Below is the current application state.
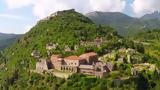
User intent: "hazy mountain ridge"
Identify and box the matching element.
[141,11,160,20]
[0,33,22,50]
[86,11,160,36]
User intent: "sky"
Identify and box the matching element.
[0,0,160,34]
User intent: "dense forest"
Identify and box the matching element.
[0,9,160,90]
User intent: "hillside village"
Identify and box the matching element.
[29,10,159,78]
[35,52,113,78]
[32,42,158,78]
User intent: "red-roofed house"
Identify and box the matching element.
[57,56,86,73]
[47,52,112,77]
[51,55,63,70]
[79,52,98,64]
[79,65,95,75]
[64,56,86,67]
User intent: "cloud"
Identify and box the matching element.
[0,13,26,20]
[131,0,160,17]
[90,0,126,12]
[5,0,126,19]
[32,0,72,19]
[5,0,34,9]
[24,24,34,33]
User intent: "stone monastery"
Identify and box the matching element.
[36,52,114,78]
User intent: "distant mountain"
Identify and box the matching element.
[141,11,160,20]
[140,11,160,30]
[86,11,160,36]
[0,33,22,50]
[86,11,137,25]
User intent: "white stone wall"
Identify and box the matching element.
[36,60,48,72]
[64,59,79,67]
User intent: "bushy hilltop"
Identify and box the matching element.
[0,9,120,88]
[0,9,157,89]
[1,9,122,70]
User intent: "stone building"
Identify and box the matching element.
[61,56,86,72]
[51,55,86,72]
[106,62,114,72]
[131,63,156,76]
[94,62,108,77]
[79,62,112,78]
[64,45,71,52]
[79,65,95,75]
[51,55,63,70]
[36,59,48,72]
[46,43,57,50]
[49,52,113,77]
[31,50,41,58]
[95,38,103,46]
[64,56,86,66]
[79,52,98,64]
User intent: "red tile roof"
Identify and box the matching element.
[51,55,62,61]
[64,56,84,61]
[79,52,97,58]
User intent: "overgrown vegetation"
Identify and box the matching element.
[131,29,160,68]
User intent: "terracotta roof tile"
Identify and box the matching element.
[51,54,62,61]
[79,52,97,58]
[64,56,84,60]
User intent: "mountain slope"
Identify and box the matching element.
[0,9,122,89]
[0,33,22,50]
[0,9,159,90]
[86,11,160,36]
[2,9,120,69]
